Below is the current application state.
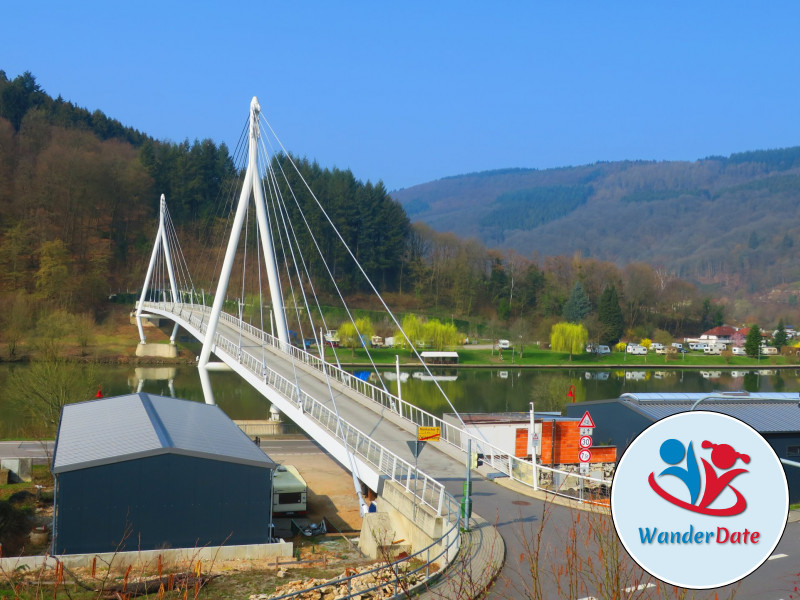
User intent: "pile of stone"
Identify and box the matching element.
[251,562,427,599]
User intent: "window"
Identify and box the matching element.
[788,445,800,458]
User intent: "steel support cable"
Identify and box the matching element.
[256,138,350,370]
[264,147,389,395]
[202,118,250,302]
[258,126,366,513]
[206,119,249,283]
[260,151,335,354]
[259,135,394,389]
[254,208,267,371]
[261,145,311,346]
[264,150,339,362]
[163,209,186,300]
[261,157,302,337]
[164,207,195,300]
[237,201,251,354]
[256,150,307,409]
[262,152,321,349]
[261,118,466,427]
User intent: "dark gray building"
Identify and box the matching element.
[52,393,276,555]
[565,392,800,503]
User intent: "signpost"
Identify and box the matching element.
[418,426,441,442]
[578,411,594,475]
[410,428,437,519]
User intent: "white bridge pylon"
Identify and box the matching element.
[198,96,290,406]
[135,194,179,346]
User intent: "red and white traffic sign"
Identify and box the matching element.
[578,411,595,428]
[579,435,593,449]
[579,448,592,463]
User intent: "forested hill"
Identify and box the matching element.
[0,71,407,315]
[392,150,800,292]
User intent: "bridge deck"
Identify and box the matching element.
[141,302,465,514]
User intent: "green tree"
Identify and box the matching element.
[562,281,591,323]
[395,313,423,350]
[1,291,33,356]
[550,322,588,360]
[744,325,762,358]
[423,319,460,350]
[7,359,97,427]
[337,322,359,350]
[34,239,70,305]
[773,319,787,351]
[597,285,624,346]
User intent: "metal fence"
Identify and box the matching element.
[142,301,611,506]
[141,301,464,598]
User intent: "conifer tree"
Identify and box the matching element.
[745,325,762,358]
[563,281,591,323]
[774,319,787,351]
[598,285,624,346]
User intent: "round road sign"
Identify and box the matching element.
[579,435,593,449]
[578,448,592,462]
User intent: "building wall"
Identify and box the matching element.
[765,432,800,504]
[54,454,272,555]
[565,401,654,455]
[566,402,800,503]
[534,422,616,465]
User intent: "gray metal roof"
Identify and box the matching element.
[53,393,276,473]
[618,392,800,433]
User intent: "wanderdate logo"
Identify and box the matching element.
[648,438,750,516]
[611,411,788,589]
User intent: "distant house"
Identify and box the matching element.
[699,325,738,344]
[734,327,771,346]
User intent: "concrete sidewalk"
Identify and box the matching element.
[418,513,505,600]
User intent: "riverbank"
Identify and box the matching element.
[3,305,796,371]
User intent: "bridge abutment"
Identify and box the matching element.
[135,343,178,358]
[359,480,452,562]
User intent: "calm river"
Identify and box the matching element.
[1,363,798,438]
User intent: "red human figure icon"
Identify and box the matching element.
[697,441,750,513]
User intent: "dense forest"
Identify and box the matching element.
[392,151,800,302]
[0,70,790,357]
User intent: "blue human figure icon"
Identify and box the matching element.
[658,438,701,505]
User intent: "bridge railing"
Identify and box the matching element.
[143,302,462,600]
[146,301,462,520]
[231,308,610,504]
[145,301,610,505]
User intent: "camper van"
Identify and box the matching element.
[272,465,308,515]
[626,344,647,355]
[731,346,747,356]
[323,330,340,348]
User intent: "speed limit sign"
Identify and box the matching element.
[579,435,593,449]
[579,448,592,463]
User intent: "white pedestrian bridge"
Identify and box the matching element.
[132,96,608,597]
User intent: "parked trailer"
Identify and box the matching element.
[273,464,307,515]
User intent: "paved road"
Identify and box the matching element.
[0,441,54,465]
[3,437,797,598]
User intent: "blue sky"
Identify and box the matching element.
[3,2,800,191]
